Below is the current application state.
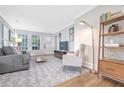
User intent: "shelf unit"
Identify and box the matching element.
[98,15,124,84]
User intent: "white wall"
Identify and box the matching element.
[54,24,74,52]
[74,5,122,70]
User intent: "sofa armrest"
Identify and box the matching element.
[22,54,30,65]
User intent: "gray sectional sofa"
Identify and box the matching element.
[0,46,30,74]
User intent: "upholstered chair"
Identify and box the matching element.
[62,44,86,73]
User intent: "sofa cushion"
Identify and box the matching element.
[2,46,15,55]
[0,48,4,56]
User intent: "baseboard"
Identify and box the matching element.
[82,62,98,73]
[82,62,93,69]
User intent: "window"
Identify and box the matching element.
[69,27,74,42]
[18,34,28,51]
[32,35,40,50]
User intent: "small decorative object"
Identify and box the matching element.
[119,43,124,47]
[108,24,119,33]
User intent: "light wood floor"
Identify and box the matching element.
[56,71,124,87]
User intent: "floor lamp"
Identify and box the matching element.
[79,21,95,73]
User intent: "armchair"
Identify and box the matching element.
[62,44,86,73]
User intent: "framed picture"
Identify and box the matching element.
[69,27,74,42]
[58,33,61,42]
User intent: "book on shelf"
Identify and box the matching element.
[100,11,112,22]
[104,44,119,47]
[104,43,124,47]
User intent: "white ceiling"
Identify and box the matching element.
[0,5,97,34]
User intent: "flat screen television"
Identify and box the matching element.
[59,41,68,51]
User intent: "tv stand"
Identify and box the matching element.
[54,50,67,59]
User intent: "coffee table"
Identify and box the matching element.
[35,54,47,63]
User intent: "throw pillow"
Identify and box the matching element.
[13,47,21,54]
[2,46,15,55]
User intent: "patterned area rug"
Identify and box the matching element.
[0,56,87,87]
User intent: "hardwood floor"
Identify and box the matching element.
[56,71,124,87]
